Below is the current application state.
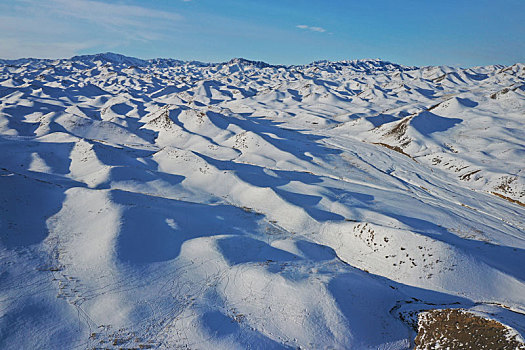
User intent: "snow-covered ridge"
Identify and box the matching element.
[0,51,414,71]
[0,53,524,349]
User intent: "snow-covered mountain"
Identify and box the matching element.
[1,53,524,349]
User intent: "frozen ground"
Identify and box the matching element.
[0,53,524,349]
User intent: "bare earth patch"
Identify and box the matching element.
[372,142,415,160]
[414,308,525,350]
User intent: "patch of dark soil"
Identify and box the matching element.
[373,142,415,160]
[491,192,525,207]
[459,169,481,181]
[414,308,525,350]
[385,116,412,140]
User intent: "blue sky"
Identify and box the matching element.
[1,0,524,66]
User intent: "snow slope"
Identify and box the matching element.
[1,53,524,349]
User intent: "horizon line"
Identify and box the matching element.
[0,51,522,69]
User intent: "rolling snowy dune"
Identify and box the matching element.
[1,53,524,349]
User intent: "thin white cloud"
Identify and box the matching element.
[8,0,183,42]
[42,0,182,31]
[0,38,100,59]
[296,24,326,33]
[0,0,184,58]
[309,27,326,33]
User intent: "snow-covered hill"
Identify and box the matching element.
[1,53,524,349]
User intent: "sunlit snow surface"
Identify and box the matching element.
[1,53,524,349]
